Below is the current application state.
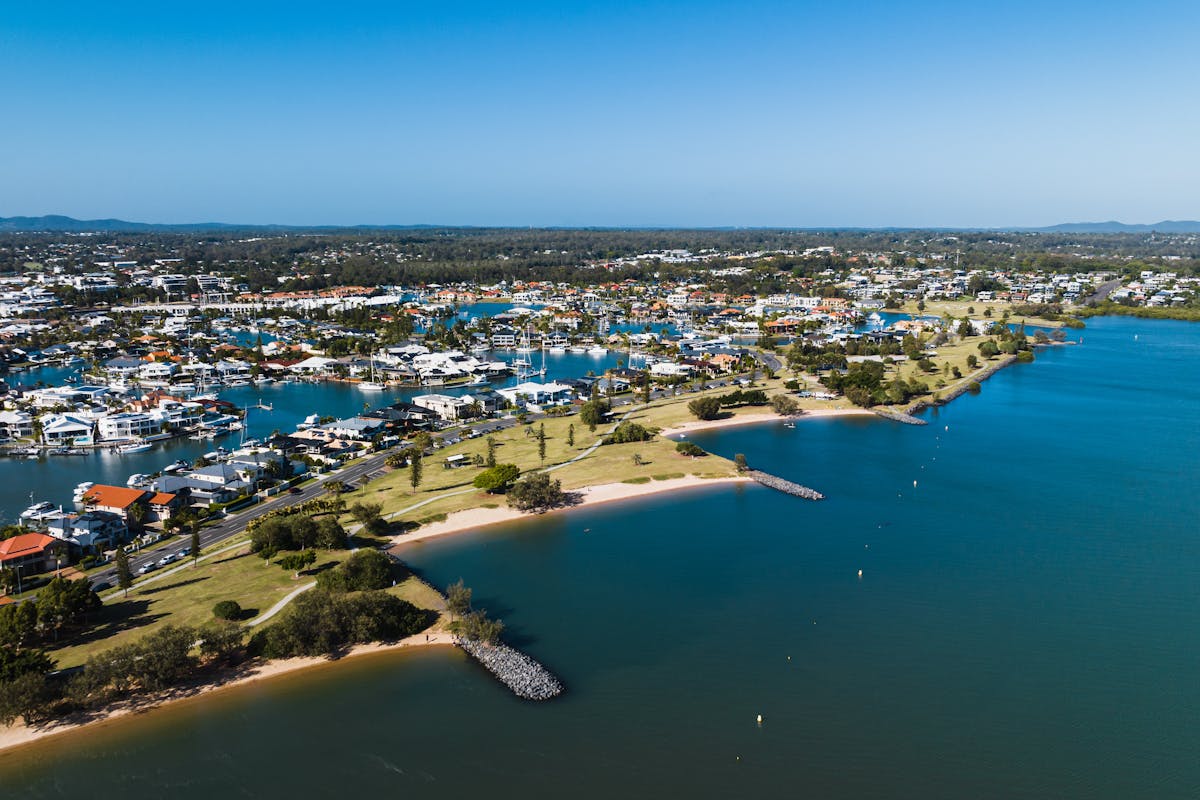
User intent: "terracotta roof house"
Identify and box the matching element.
[0,532,65,574]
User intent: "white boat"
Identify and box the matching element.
[570,346,587,354]
[588,346,608,356]
[117,441,153,454]
[548,346,566,354]
[358,352,385,391]
[470,374,488,385]
[126,473,151,487]
[514,346,535,354]
[20,501,56,521]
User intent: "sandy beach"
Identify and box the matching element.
[395,474,753,546]
[0,632,458,756]
[658,407,875,438]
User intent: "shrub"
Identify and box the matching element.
[212,600,242,620]
[675,441,706,457]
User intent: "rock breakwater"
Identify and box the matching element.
[458,639,565,701]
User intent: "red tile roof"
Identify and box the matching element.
[82,485,147,510]
[0,533,59,563]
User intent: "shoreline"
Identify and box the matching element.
[658,407,875,438]
[0,632,457,757]
[394,474,753,547]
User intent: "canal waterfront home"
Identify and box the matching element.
[0,532,66,576]
[46,510,128,554]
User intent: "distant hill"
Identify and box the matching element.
[1032,220,1200,234]
[0,215,253,233]
[0,215,444,233]
[3,214,1200,235]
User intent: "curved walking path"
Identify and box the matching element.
[247,581,317,626]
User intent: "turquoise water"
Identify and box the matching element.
[2,317,1198,798]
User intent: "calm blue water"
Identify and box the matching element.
[2,317,1197,798]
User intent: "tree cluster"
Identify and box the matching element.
[250,590,433,659]
[249,513,347,558]
[604,421,655,445]
[315,549,395,593]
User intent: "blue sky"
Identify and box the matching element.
[3,1,1198,227]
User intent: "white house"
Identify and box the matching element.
[39,413,96,446]
[496,381,574,410]
[98,412,161,441]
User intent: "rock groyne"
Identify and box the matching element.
[873,408,927,426]
[458,639,565,701]
[746,470,825,500]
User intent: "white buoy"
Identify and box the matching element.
[857,569,863,578]
[945,425,949,431]
[913,480,918,487]
[756,714,763,725]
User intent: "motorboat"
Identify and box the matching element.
[117,441,153,454]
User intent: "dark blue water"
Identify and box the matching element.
[2,317,1197,798]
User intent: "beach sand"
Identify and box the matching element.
[657,407,874,438]
[394,474,753,546]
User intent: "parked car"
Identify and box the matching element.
[90,580,112,592]
[157,553,178,567]
[288,486,303,494]
[137,562,158,575]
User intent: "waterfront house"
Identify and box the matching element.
[496,381,574,411]
[46,510,128,553]
[98,411,162,441]
[39,413,96,446]
[81,485,151,524]
[412,393,476,421]
[0,409,34,439]
[0,532,66,576]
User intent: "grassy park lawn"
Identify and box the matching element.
[896,298,1066,328]
[360,380,809,527]
[47,545,347,668]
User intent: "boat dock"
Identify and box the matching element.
[746,470,825,501]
